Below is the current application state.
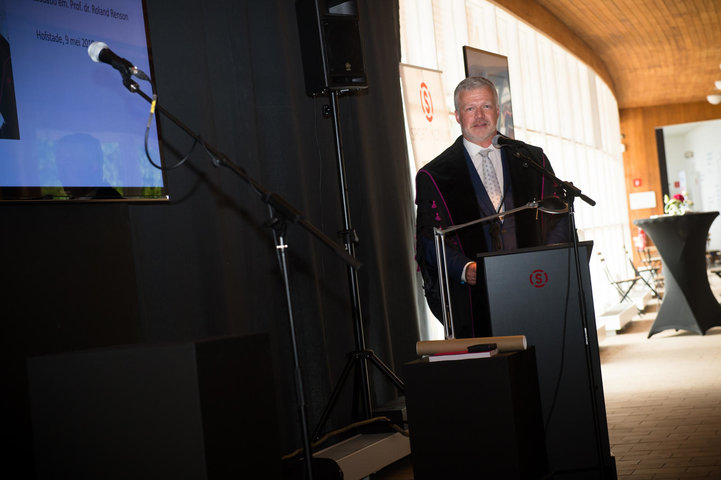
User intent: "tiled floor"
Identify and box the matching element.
[372,275,721,479]
[600,292,721,478]
[601,318,721,479]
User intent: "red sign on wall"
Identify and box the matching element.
[420,82,433,122]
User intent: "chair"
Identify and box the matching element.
[707,249,721,279]
[710,265,721,280]
[708,250,721,280]
[625,246,661,298]
[597,251,640,304]
[637,245,664,291]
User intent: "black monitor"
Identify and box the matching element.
[0,0,167,202]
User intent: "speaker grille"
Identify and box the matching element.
[296,0,367,95]
[322,16,366,86]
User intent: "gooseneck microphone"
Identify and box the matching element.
[87,41,149,81]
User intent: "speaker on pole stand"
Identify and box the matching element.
[295,0,408,476]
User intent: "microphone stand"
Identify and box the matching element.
[121,80,362,480]
[503,145,595,208]
[503,146,615,477]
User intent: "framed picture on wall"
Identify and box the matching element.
[463,46,514,139]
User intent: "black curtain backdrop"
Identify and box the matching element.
[0,0,420,475]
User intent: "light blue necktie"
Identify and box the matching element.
[479,149,501,212]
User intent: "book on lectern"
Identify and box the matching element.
[427,343,498,362]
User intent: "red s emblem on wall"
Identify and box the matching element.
[420,82,433,122]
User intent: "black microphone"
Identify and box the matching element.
[492,133,545,167]
[492,134,530,149]
[88,41,149,81]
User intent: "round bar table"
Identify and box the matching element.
[634,211,721,338]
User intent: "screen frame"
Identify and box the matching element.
[462,46,515,139]
[0,0,168,203]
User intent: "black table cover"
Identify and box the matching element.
[634,211,721,337]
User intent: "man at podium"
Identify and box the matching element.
[415,77,568,338]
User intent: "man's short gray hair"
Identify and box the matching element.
[453,77,499,111]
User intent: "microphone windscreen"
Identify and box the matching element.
[87,41,108,63]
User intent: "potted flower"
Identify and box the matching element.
[663,192,693,215]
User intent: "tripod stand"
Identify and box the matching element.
[311,89,404,442]
[112,73,366,479]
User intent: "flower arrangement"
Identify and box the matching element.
[663,192,693,215]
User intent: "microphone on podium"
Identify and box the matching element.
[492,133,546,166]
[492,134,531,149]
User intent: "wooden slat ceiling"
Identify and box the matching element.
[535,0,721,109]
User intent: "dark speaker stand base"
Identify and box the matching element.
[311,349,405,442]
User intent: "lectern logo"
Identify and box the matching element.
[530,269,548,288]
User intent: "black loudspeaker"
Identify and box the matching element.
[27,334,280,479]
[296,0,367,95]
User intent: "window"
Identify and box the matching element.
[401,0,632,337]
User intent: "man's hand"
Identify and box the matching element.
[466,262,477,285]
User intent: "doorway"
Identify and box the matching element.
[656,119,721,251]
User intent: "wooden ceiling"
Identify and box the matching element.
[494,0,721,109]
